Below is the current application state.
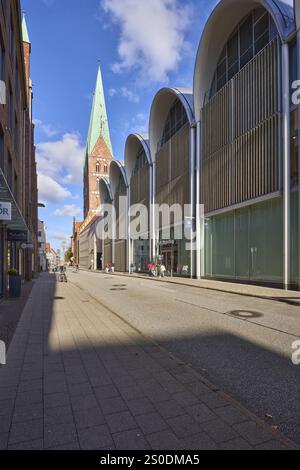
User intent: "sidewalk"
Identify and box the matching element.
[0,274,296,450]
[107,272,300,304]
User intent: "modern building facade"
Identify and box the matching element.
[194,0,299,289]
[38,220,47,272]
[90,0,300,290]
[0,2,38,296]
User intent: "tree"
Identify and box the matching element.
[64,247,73,263]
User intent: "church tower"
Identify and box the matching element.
[84,66,113,219]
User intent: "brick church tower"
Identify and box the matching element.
[83,66,113,219]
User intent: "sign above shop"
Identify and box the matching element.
[21,243,34,250]
[0,202,11,221]
[7,230,28,242]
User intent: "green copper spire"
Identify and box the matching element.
[21,13,30,44]
[87,65,113,156]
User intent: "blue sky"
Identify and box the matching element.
[21,0,217,252]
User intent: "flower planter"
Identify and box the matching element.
[9,275,22,298]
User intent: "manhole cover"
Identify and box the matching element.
[228,310,263,319]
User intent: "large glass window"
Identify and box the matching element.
[205,198,283,285]
[133,145,147,176]
[210,8,278,98]
[159,99,188,150]
[291,109,299,188]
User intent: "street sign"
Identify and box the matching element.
[0,202,11,221]
[7,230,27,242]
[21,243,34,250]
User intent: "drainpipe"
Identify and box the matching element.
[127,185,131,273]
[189,125,196,278]
[151,161,156,262]
[196,120,203,279]
[282,43,291,290]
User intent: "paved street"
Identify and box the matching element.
[0,273,296,450]
[68,270,300,445]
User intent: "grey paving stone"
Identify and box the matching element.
[14,389,43,407]
[8,439,44,450]
[167,414,203,439]
[221,437,252,450]
[9,419,43,445]
[18,379,43,393]
[0,412,13,433]
[233,421,276,446]
[118,385,145,401]
[13,403,43,423]
[185,403,217,424]
[44,392,71,409]
[78,425,114,450]
[214,405,249,426]
[135,412,168,435]
[173,390,199,407]
[74,407,105,430]
[113,428,150,450]
[69,382,94,398]
[200,418,239,444]
[94,384,120,400]
[147,430,181,450]
[44,381,68,395]
[155,400,185,420]
[99,396,128,416]
[44,422,78,449]
[200,392,229,410]
[127,397,156,417]
[0,433,8,450]
[180,433,219,450]
[44,405,75,426]
[106,411,138,434]
[48,441,80,450]
[71,394,99,412]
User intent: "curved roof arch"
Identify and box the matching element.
[193,0,295,121]
[99,177,113,204]
[124,134,151,181]
[149,87,194,160]
[109,160,128,197]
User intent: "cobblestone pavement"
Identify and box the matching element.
[0,274,296,450]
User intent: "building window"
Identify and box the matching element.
[8,85,13,131]
[7,152,12,190]
[210,8,278,99]
[0,126,4,171]
[96,162,100,173]
[0,37,4,81]
[159,99,188,150]
[133,146,147,175]
[104,164,108,174]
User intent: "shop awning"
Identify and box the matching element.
[0,169,29,234]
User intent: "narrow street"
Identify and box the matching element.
[68,270,300,444]
[0,272,297,450]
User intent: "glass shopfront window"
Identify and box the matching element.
[156,226,190,277]
[132,238,149,273]
[205,198,283,285]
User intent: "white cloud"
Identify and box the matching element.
[108,86,140,103]
[34,119,58,138]
[101,0,192,83]
[54,205,82,218]
[38,174,72,204]
[36,132,85,186]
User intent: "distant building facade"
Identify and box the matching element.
[73,66,114,271]
[0,2,38,296]
[38,220,47,271]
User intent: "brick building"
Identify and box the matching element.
[73,66,113,270]
[0,1,38,296]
